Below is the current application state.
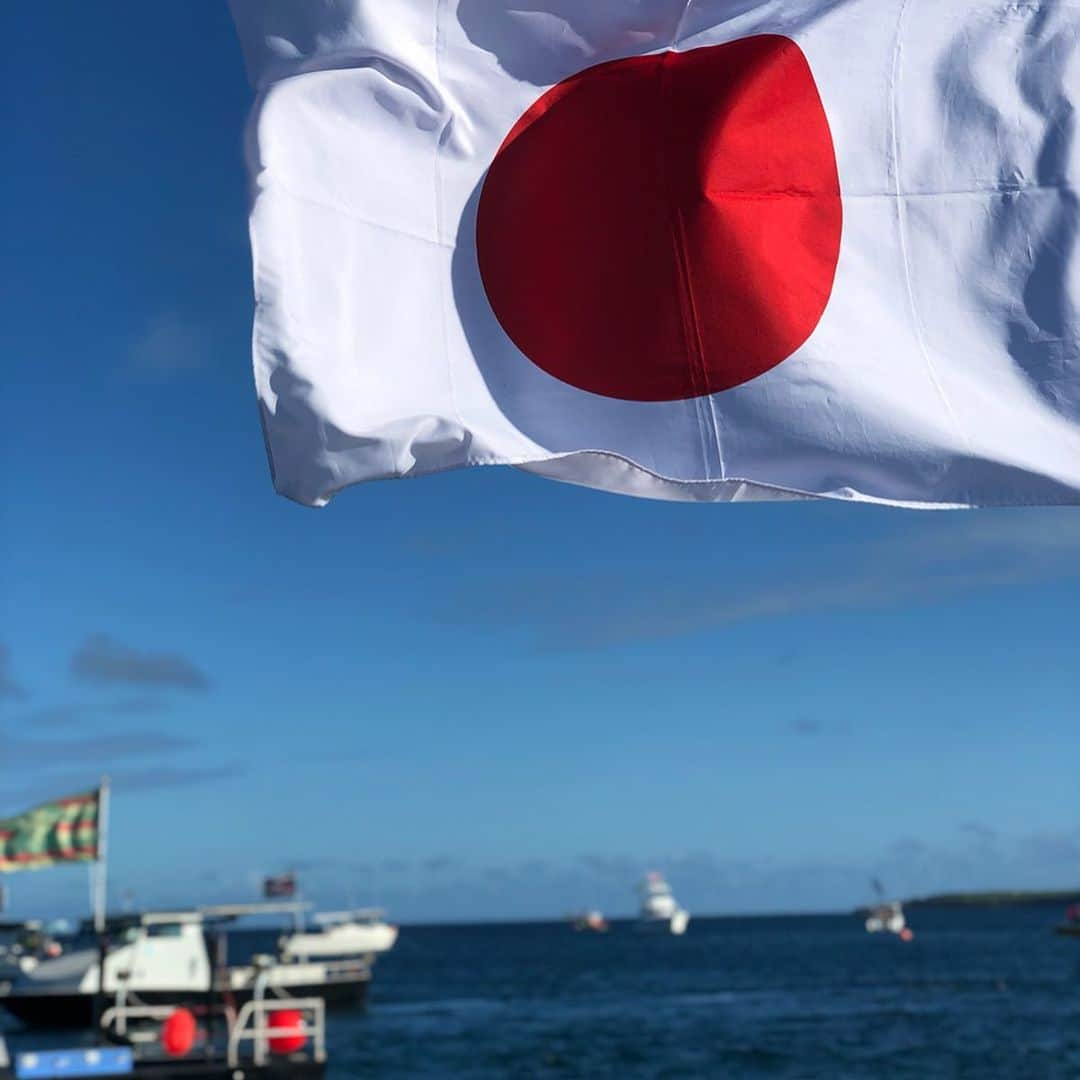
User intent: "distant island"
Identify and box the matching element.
[904,889,1080,909]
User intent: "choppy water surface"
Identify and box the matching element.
[336,909,1080,1078]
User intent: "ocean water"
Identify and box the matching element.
[335,909,1080,1078]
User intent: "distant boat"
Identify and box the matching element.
[1054,903,1080,937]
[865,900,907,935]
[636,872,689,935]
[864,880,912,939]
[571,910,608,933]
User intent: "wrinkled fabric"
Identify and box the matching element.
[231,0,1080,508]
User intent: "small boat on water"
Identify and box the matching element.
[0,903,396,1030]
[636,873,689,935]
[1053,903,1080,937]
[571,910,608,933]
[865,900,907,935]
[863,880,913,940]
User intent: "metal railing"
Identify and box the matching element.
[100,999,175,1042]
[101,992,327,1068]
[228,996,327,1067]
[312,907,386,926]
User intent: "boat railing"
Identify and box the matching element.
[322,956,372,981]
[200,901,313,920]
[312,907,386,926]
[100,1000,175,1042]
[228,996,327,1067]
[100,992,327,1068]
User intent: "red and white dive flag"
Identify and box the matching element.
[231,1,1079,509]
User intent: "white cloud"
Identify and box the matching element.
[130,311,212,375]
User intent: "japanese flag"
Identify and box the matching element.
[231,1,1080,509]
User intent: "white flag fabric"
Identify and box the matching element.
[231,0,1080,509]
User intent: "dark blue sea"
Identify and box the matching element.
[338,909,1080,1078]
[3,908,1077,1076]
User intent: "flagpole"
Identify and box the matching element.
[93,777,110,934]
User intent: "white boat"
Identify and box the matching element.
[864,900,907,935]
[637,872,690,935]
[863,881,910,937]
[280,909,398,960]
[0,902,392,1030]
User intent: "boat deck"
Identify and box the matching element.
[1,992,329,1079]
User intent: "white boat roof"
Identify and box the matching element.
[199,902,312,919]
[96,901,313,929]
[311,908,386,926]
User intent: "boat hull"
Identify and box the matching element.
[0,976,368,1030]
[282,922,398,960]
[636,911,690,935]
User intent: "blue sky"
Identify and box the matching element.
[2,4,1078,924]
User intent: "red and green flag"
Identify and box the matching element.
[0,789,101,872]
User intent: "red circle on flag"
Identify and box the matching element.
[476,36,843,402]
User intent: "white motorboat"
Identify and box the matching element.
[280,909,398,960]
[637,872,690,935]
[0,903,382,1030]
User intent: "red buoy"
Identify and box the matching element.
[268,1008,307,1054]
[160,1007,197,1057]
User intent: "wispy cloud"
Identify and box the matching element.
[108,696,169,716]
[0,644,25,702]
[0,763,241,812]
[3,732,196,769]
[958,821,998,845]
[785,716,851,736]
[576,853,641,880]
[549,831,1080,914]
[116,827,1080,922]
[106,765,242,793]
[1018,830,1080,866]
[880,512,1080,564]
[129,310,212,376]
[71,635,209,691]
[26,697,169,729]
[881,824,1080,900]
[423,855,461,874]
[443,510,1080,650]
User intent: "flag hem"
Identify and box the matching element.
[279,446,1080,511]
